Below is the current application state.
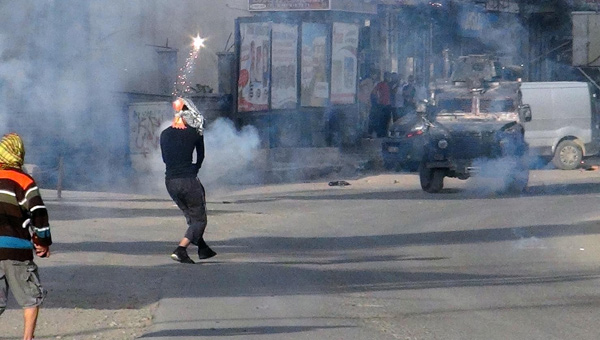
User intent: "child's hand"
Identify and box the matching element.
[32,235,50,258]
[34,244,50,258]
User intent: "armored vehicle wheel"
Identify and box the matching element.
[552,140,582,170]
[420,166,445,193]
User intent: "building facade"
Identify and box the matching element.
[231,0,596,150]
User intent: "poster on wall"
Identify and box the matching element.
[238,22,271,112]
[271,23,298,109]
[301,23,328,107]
[330,22,358,105]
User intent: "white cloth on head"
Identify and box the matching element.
[178,97,205,135]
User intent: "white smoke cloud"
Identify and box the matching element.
[0,0,248,192]
[0,1,131,191]
[200,118,261,189]
[464,155,534,195]
[465,157,516,194]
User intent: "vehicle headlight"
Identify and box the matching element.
[437,139,448,149]
[413,123,425,131]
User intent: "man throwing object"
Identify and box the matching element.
[160,98,216,264]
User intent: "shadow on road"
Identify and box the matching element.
[52,218,600,255]
[139,325,351,338]
[45,202,245,221]
[213,220,600,250]
[32,254,600,312]
[227,181,600,202]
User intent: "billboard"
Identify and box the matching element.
[330,22,358,105]
[271,23,298,109]
[238,22,271,112]
[301,23,329,107]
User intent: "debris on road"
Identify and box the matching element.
[581,165,599,171]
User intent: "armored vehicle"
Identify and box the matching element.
[381,101,428,172]
[419,55,532,193]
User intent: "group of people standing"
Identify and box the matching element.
[358,70,426,139]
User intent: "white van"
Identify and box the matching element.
[520,81,600,170]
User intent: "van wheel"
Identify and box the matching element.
[552,140,582,170]
[420,166,445,193]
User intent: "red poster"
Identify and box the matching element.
[238,23,271,112]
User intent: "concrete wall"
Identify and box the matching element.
[239,104,361,149]
[573,11,600,67]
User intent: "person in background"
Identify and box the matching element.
[402,75,417,114]
[392,73,406,121]
[160,97,216,264]
[370,71,392,138]
[0,132,52,340]
[415,76,429,103]
[358,71,377,138]
[389,72,399,120]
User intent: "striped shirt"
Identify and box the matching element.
[0,168,51,261]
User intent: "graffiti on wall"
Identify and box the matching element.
[128,102,172,172]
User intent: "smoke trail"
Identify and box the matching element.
[173,38,202,96]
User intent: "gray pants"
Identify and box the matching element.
[0,260,46,314]
[165,177,208,247]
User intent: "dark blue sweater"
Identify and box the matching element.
[160,126,205,179]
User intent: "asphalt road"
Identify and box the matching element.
[3,169,600,339]
[146,169,600,340]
